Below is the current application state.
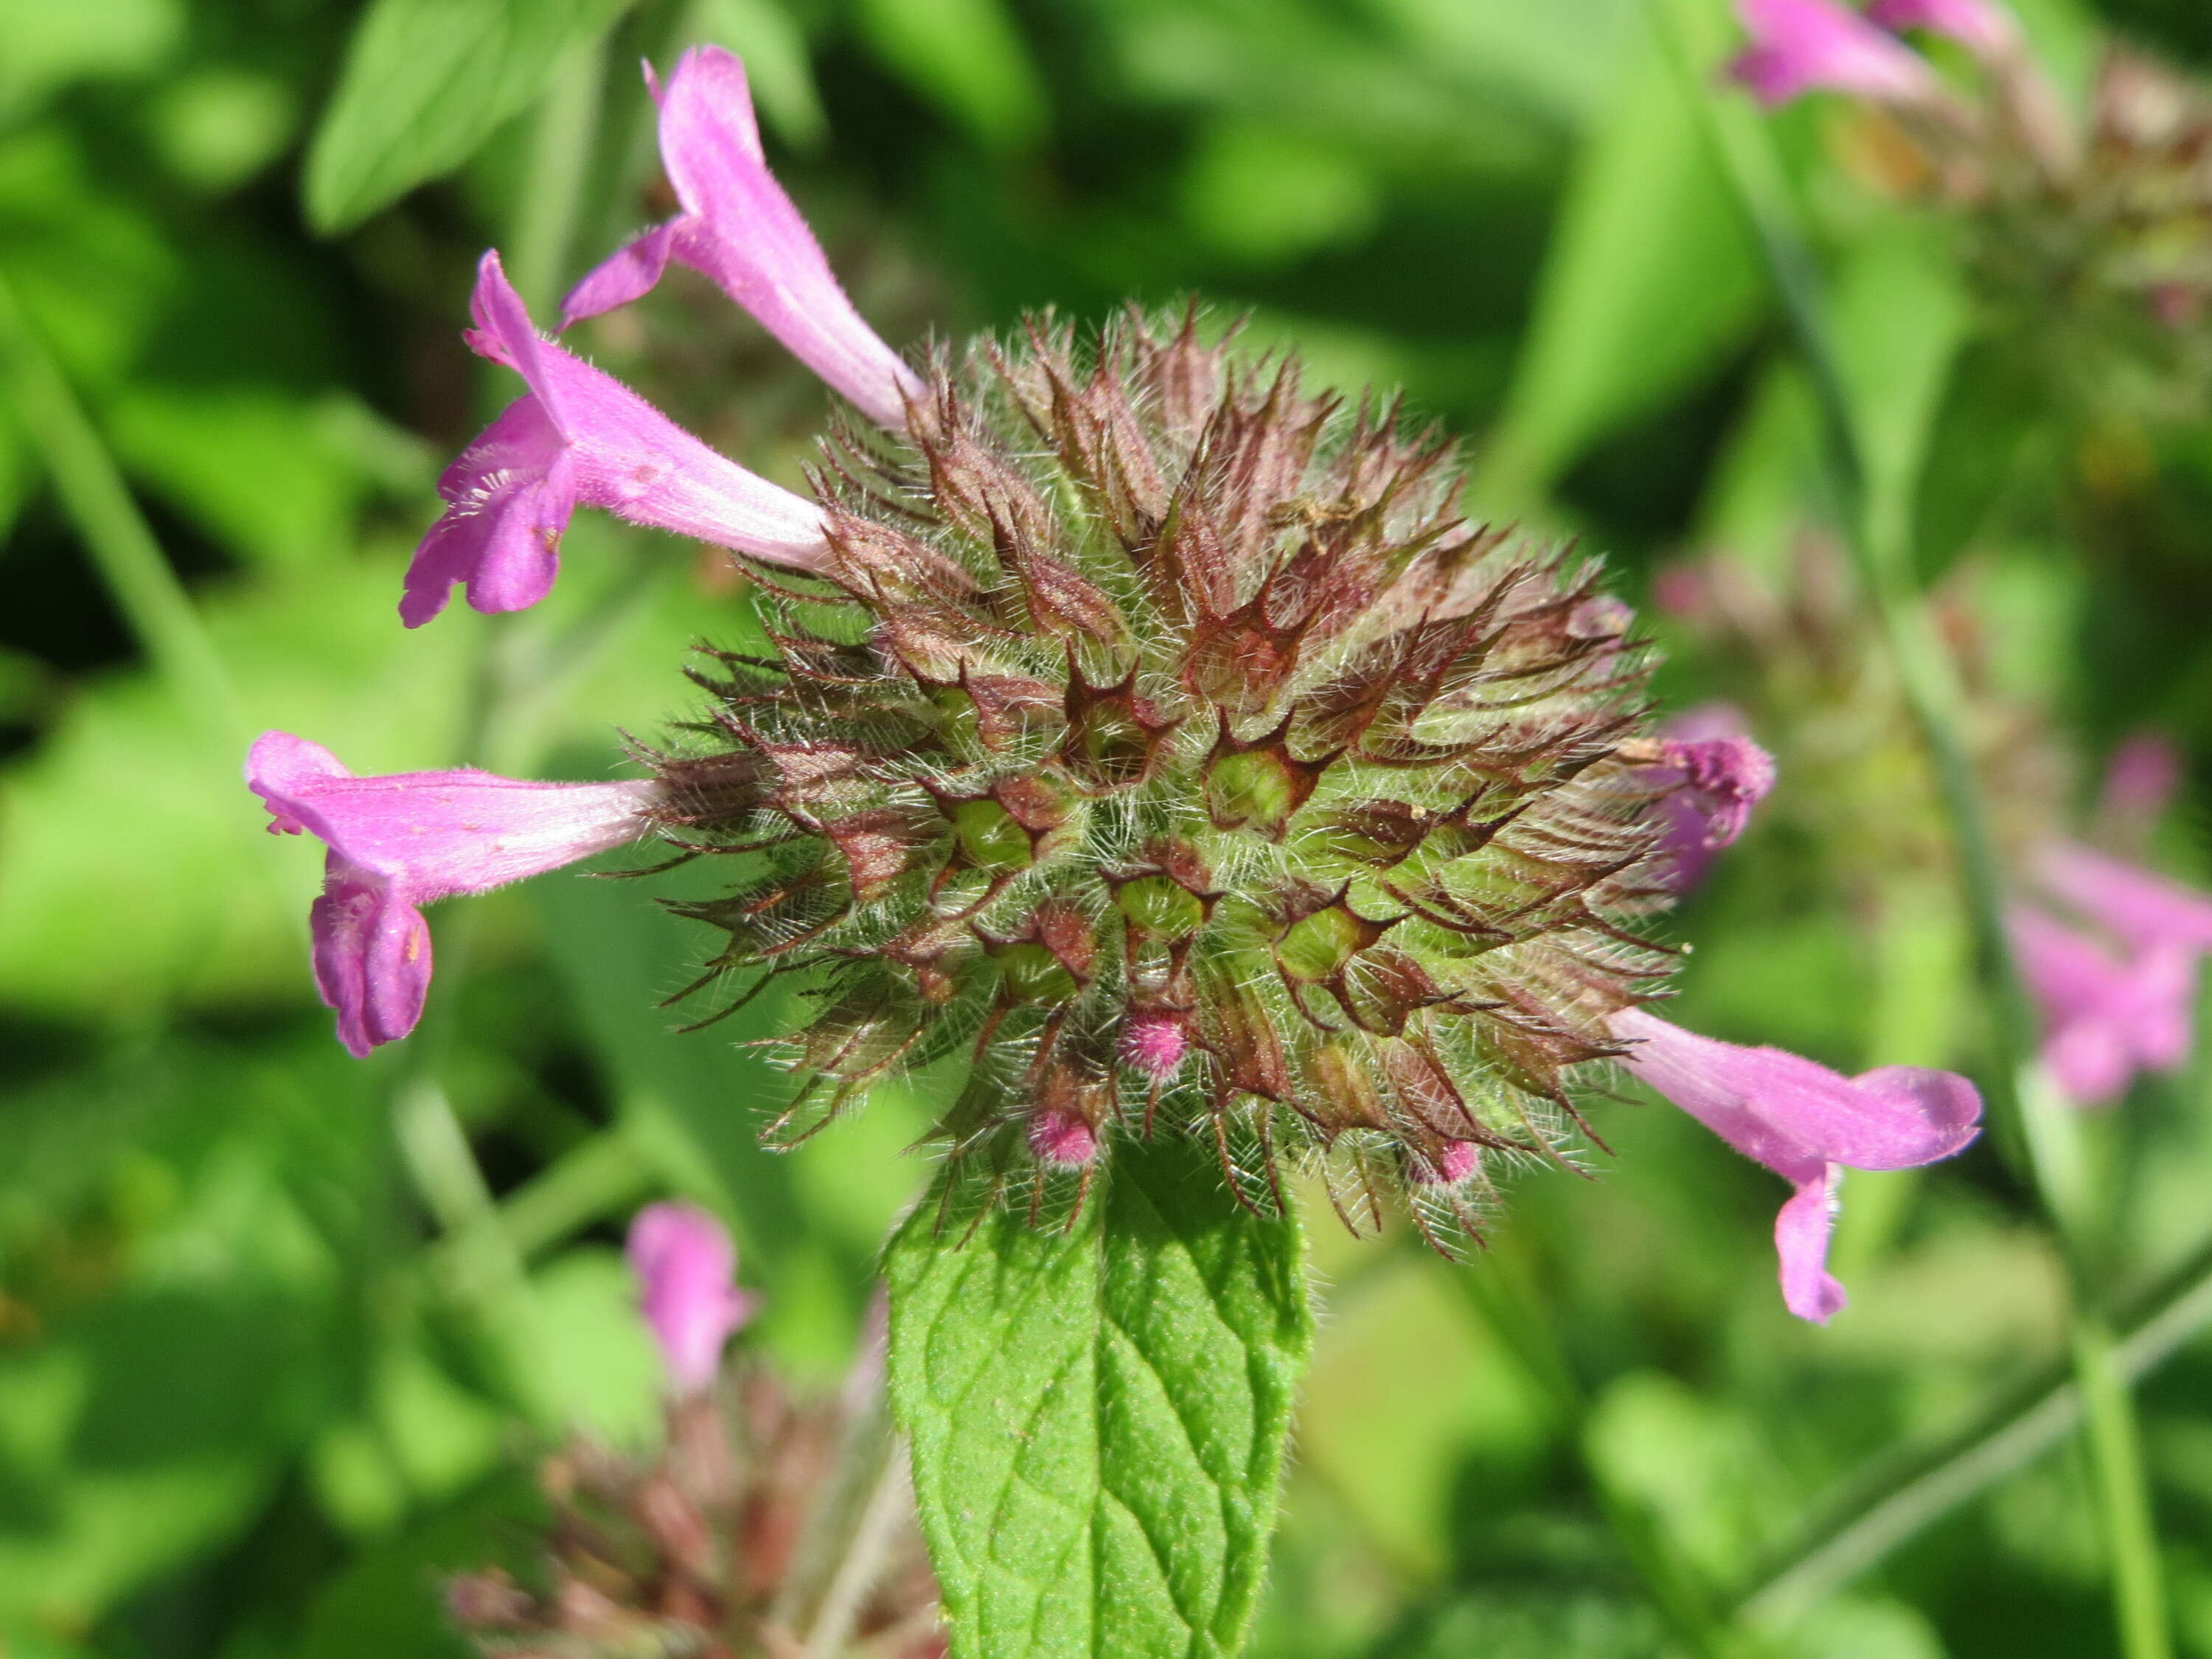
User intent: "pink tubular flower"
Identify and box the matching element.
[2034,840,2212,957]
[2098,733,2182,832]
[2011,907,2194,1106]
[1610,1007,1983,1321]
[1865,0,2019,57]
[626,1202,758,1394]
[247,731,657,1056]
[1729,0,1942,107]
[403,249,827,627]
[562,46,925,432]
[1637,703,1777,891]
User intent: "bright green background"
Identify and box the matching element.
[3,0,2212,1655]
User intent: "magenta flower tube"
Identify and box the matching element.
[562,46,925,432]
[247,731,657,1056]
[403,250,828,627]
[1610,1007,1982,1321]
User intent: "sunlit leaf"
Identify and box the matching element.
[886,1135,1312,1659]
[0,0,181,122]
[1478,0,1764,507]
[851,0,1048,153]
[303,0,633,234]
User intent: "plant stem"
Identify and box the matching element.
[0,266,245,747]
[389,33,614,1297]
[1739,1222,2212,1619]
[1644,7,2170,1651]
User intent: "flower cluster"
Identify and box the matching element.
[248,45,1985,1318]
[1729,0,2212,415]
[450,1206,943,1658]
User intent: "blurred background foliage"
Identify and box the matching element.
[2,0,2211,1655]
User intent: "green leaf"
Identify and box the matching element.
[885,1135,1313,1659]
[302,0,631,234]
[1476,0,1764,509]
[852,0,1048,153]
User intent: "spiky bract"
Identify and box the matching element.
[648,310,1677,1242]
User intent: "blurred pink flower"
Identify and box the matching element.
[563,46,925,431]
[1865,0,2018,56]
[2098,731,2183,828]
[2035,840,2212,957]
[403,250,827,627]
[2011,906,2194,1106]
[1730,0,1941,107]
[1610,1007,1983,1321]
[627,1202,758,1394]
[247,731,655,1057]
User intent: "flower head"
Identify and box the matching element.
[644,306,1695,1240]
[563,46,925,431]
[1729,0,1942,107]
[246,731,656,1055]
[2011,906,2194,1105]
[626,1201,758,1393]
[1610,1007,1982,1320]
[402,250,827,627]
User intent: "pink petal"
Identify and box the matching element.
[248,730,655,901]
[405,251,829,626]
[562,48,925,431]
[559,220,684,324]
[249,731,663,1057]
[1865,0,2018,55]
[1730,0,1941,106]
[310,862,434,1058]
[1776,1166,1848,1322]
[400,397,574,627]
[1613,1008,1982,1179]
[2037,841,2212,957]
[627,1202,757,1393]
[1610,1008,1981,1321]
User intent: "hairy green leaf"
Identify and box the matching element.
[885,1137,1312,1659]
[303,0,630,234]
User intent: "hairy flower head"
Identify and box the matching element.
[643,310,1687,1242]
